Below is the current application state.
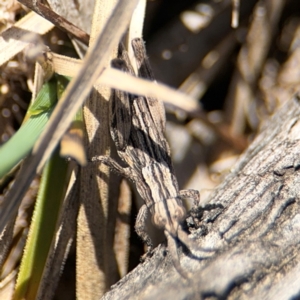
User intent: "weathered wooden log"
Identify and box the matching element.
[102,95,300,300]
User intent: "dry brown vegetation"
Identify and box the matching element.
[0,0,300,299]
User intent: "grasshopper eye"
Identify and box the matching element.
[152,202,170,228]
[173,211,180,220]
[152,214,167,228]
[158,216,167,226]
[169,201,186,223]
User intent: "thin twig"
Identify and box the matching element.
[17,0,90,45]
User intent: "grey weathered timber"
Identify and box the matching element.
[102,95,300,299]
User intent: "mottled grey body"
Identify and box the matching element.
[92,38,200,275]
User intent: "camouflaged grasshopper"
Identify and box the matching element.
[92,38,200,277]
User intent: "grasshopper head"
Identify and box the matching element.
[152,198,186,236]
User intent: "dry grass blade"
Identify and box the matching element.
[76,0,118,297]
[36,169,80,300]
[126,0,146,68]
[0,0,139,235]
[0,12,54,66]
[265,22,300,109]
[52,54,199,112]
[105,69,200,112]
[0,220,15,271]
[231,0,240,28]
[179,31,237,100]
[224,0,284,135]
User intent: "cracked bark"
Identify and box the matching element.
[101,95,300,300]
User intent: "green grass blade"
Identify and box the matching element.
[27,79,57,116]
[13,147,69,300]
[12,74,72,299]
[0,79,57,179]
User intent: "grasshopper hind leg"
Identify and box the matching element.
[135,204,153,259]
[179,189,200,206]
[179,189,202,229]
